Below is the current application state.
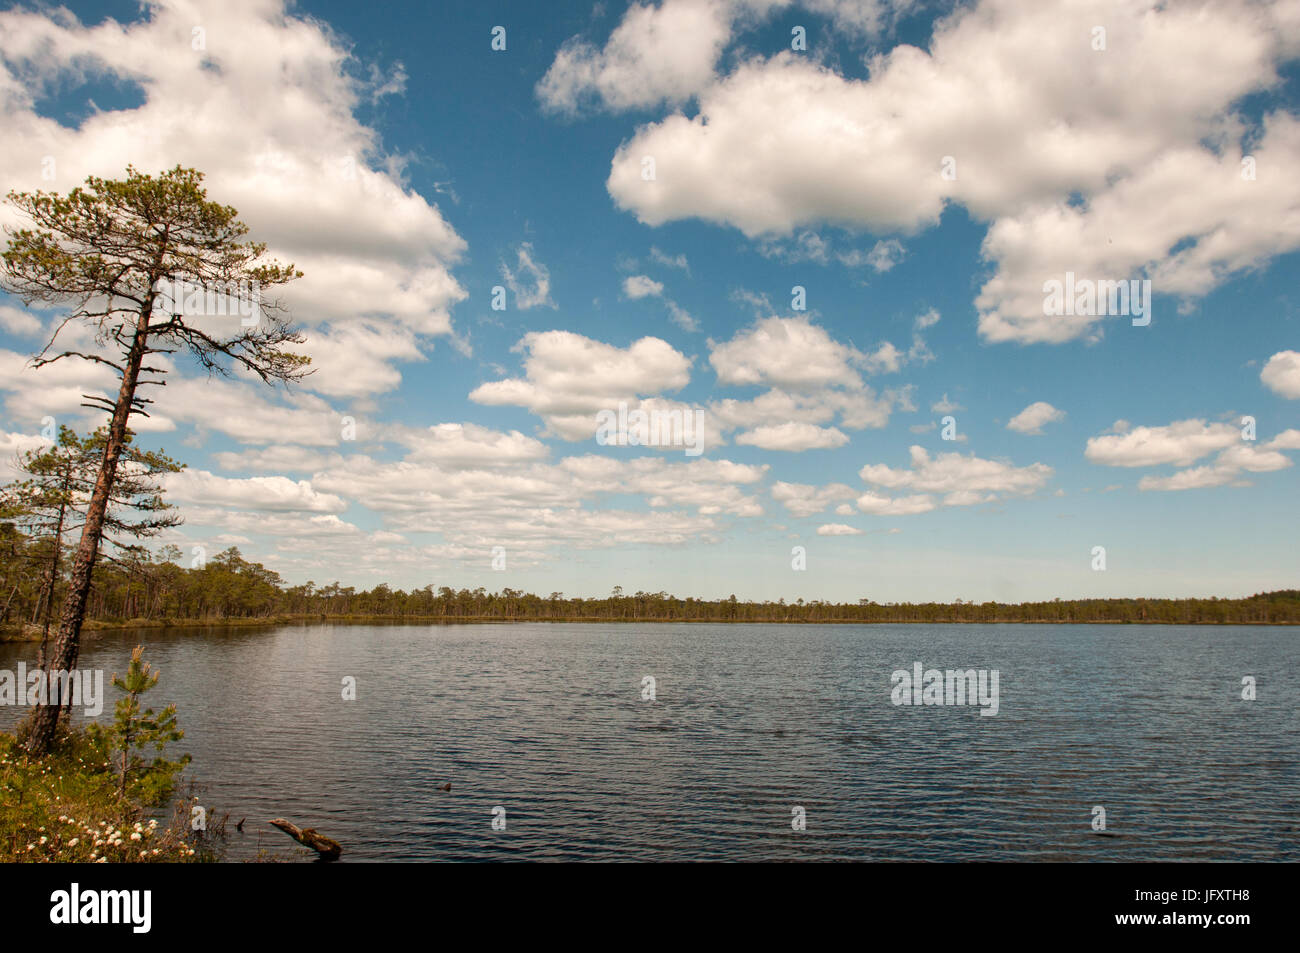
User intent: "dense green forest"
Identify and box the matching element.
[2,537,1297,630]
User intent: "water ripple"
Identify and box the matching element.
[1,621,1295,862]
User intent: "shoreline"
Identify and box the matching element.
[4,613,1298,641]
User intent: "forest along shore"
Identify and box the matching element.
[5,540,1299,640]
[4,592,1300,641]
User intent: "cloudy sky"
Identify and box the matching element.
[1,0,1297,602]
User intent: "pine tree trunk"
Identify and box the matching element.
[25,306,150,755]
[35,482,68,672]
[0,582,18,624]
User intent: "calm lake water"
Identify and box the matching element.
[2,622,1296,862]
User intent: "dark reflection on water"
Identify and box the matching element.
[1,622,1296,862]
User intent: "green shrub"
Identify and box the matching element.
[84,645,190,804]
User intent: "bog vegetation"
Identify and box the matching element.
[0,643,210,863]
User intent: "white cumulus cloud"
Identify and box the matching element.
[1007,401,1066,435]
[1261,350,1300,398]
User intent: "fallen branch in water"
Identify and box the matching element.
[269,818,342,860]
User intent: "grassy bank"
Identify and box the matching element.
[0,729,215,863]
[1,616,300,641]
[0,643,225,863]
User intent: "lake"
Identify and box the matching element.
[2,621,1296,861]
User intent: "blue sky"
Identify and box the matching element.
[1,0,1297,601]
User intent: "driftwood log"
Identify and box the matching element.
[269,818,342,860]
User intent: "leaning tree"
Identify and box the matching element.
[1,165,309,754]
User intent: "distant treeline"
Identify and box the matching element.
[2,543,1298,630]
